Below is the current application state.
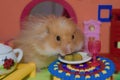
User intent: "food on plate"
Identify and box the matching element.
[73,53,82,61]
[64,54,73,61]
[64,53,83,61]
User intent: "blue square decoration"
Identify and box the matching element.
[98,5,112,22]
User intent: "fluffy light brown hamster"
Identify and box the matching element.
[14,15,84,70]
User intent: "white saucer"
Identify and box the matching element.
[58,52,92,64]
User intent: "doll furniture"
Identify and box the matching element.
[48,57,115,80]
[110,9,120,54]
[84,20,101,53]
[100,9,120,72]
[98,10,120,80]
[0,63,36,80]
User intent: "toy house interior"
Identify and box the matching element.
[0,0,120,80]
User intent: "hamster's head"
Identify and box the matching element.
[22,16,84,56]
[42,16,84,56]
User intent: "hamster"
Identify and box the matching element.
[14,15,84,70]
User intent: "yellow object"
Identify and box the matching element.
[105,66,110,69]
[0,75,6,79]
[95,74,100,78]
[85,75,90,79]
[64,53,82,61]
[75,75,80,78]
[0,62,36,80]
[64,54,73,61]
[73,53,82,61]
[66,73,70,76]
[53,76,60,80]
[106,77,111,80]
[102,70,107,74]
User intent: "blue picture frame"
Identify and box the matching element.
[98,5,112,22]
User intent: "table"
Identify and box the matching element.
[48,57,115,80]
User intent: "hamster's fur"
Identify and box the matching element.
[14,15,84,69]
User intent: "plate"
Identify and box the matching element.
[58,52,92,64]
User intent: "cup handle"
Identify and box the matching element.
[13,49,23,63]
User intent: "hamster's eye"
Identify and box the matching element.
[72,35,74,40]
[56,35,61,41]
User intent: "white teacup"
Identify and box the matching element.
[0,43,23,75]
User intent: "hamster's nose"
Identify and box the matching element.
[61,45,72,55]
[66,45,72,53]
[65,50,71,54]
[64,46,72,54]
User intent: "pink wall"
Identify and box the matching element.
[0,0,30,41]
[0,0,120,53]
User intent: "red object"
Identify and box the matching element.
[3,58,14,70]
[110,9,120,71]
[21,0,77,23]
[110,9,120,54]
[88,40,101,66]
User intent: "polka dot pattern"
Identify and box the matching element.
[48,57,115,80]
